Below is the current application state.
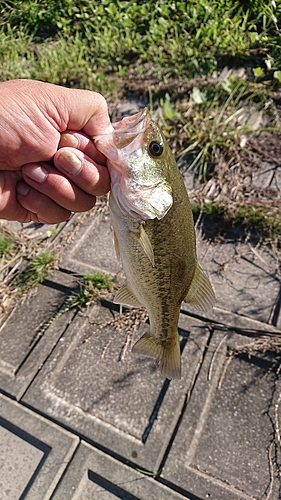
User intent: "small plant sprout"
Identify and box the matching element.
[0,234,16,257]
[179,80,270,181]
[68,272,114,309]
[15,250,56,293]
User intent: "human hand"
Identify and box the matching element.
[0,79,112,223]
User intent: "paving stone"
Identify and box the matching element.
[0,424,44,500]
[22,304,210,472]
[61,207,281,330]
[252,159,281,197]
[112,96,147,121]
[52,441,189,500]
[1,164,281,500]
[0,270,77,400]
[60,210,122,276]
[182,166,197,191]
[0,394,79,500]
[162,329,281,499]
[196,239,281,326]
[0,220,65,241]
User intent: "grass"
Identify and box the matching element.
[14,250,57,294]
[32,270,114,341]
[0,0,280,244]
[158,78,275,181]
[234,205,281,242]
[191,202,281,243]
[0,228,59,314]
[181,82,267,180]
[67,271,114,308]
[0,204,112,316]
[0,0,281,84]
[0,234,16,257]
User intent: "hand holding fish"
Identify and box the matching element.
[95,109,215,379]
[0,79,111,223]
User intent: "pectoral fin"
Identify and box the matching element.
[113,231,120,260]
[131,224,155,267]
[184,263,215,310]
[114,282,143,308]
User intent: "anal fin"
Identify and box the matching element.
[184,262,215,310]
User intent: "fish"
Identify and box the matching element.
[94,108,215,379]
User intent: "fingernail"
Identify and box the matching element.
[25,165,48,183]
[59,133,79,148]
[17,182,30,196]
[58,151,82,175]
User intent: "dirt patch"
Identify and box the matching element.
[189,130,281,212]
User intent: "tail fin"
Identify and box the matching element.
[132,332,181,379]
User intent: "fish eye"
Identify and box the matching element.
[148,140,164,158]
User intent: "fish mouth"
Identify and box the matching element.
[112,108,148,132]
[93,108,149,151]
[112,108,148,150]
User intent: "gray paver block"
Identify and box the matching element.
[0,271,77,400]
[52,440,190,500]
[162,329,281,499]
[60,211,122,276]
[252,158,281,197]
[0,424,44,500]
[61,209,281,329]
[0,394,79,500]
[22,305,210,472]
[196,239,281,326]
[2,187,281,500]
[0,220,65,241]
[113,96,147,120]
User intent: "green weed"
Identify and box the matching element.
[159,93,183,122]
[0,234,15,257]
[192,201,281,243]
[67,271,114,308]
[157,79,274,181]
[191,202,226,221]
[1,0,280,82]
[170,79,274,180]
[32,271,114,341]
[234,205,281,242]
[15,250,56,293]
[83,271,113,290]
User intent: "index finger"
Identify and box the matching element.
[59,130,106,165]
[53,147,110,196]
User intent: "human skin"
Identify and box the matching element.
[0,79,112,223]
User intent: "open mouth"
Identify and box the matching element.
[112,108,148,132]
[111,108,148,150]
[93,108,149,153]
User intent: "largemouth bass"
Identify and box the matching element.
[94,108,215,379]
